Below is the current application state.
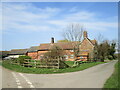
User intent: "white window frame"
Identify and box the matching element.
[70,54,74,59]
[64,55,68,59]
[80,56,83,59]
[70,50,74,52]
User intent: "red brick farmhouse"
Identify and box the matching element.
[26,31,97,61]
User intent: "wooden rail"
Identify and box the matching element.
[10,58,68,69]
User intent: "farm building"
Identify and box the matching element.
[79,31,97,61]
[8,49,28,58]
[38,31,97,61]
[6,31,97,61]
[38,40,79,61]
[28,31,97,61]
[27,46,39,60]
[0,51,10,59]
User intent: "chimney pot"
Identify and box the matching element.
[83,31,88,39]
[51,37,54,43]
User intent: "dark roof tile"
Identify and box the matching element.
[27,46,39,52]
[9,49,28,55]
[39,42,80,50]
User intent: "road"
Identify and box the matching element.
[1,60,117,88]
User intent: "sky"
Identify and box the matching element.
[1,2,118,51]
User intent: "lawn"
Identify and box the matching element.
[2,60,105,74]
[64,61,74,67]
[103,61,119,88]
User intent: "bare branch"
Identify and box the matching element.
[62,23,84,59]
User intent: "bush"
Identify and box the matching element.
[18,56,31,65]
[72,61,81,68]
[107,55,113,60]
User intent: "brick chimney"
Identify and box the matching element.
[83,31,88,39]
[51,37,54,44]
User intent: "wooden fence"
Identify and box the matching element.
[10,58,69,69]
[10,58,101,69]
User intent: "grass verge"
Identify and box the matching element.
[103,61,119,88]
[0,61,2,66]
[2,60,105,74]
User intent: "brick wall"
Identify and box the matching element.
[38,51,48,60]
[79,38,94,59]
[27,52,38,59]
[80,38,94,53]
[37,50,75,61]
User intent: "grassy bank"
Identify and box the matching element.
[0,61,2,66]
[103,61,119,88]
[2,60,105,74]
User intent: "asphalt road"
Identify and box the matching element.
[1,60,117,88]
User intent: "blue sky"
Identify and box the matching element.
[1,2,118,51]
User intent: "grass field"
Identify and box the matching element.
[2,60,105,74]
[103,61,119,88]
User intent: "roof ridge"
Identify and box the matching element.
[11,49,28,50]
[86,38,94,45]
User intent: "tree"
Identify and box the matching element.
[97,40,110,62]
[43,45,64,59]
[95,34,110,62]
[41,45,69,68]
[108,41,116,60]
[62,23,84,60]
[96,39,117,61]
[96,33,104,44]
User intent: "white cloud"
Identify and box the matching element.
[65,11,95,21]
[1,3,117,34]
[83,22,118,31]
[2,3,62,33]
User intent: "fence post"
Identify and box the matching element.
[28,59,29,68]
[35,60,36,68]
[58,58,60,69]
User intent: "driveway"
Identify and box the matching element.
[1,60,117,88]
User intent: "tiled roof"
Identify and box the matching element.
[9,49,28,55]
[39,42,80,50]
[27,46,39,52]
[87,38,97,46]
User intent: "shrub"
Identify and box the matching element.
[18,56,31,65]
[107,55,113,60]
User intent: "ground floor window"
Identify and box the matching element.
[80,56,83,59]
[70,54,74,59]
[70,50,74,52]
[64,55,68,59]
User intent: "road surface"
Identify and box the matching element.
[1,60,117,88]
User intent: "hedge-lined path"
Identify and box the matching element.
[1,60,117,88]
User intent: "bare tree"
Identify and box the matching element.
[63,23,84,60]
[96,33,104,44]
[63,23,84,41]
